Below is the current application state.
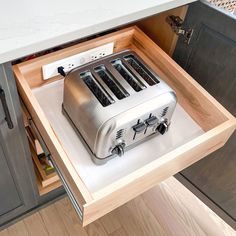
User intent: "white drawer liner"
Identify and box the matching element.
[33,79,204,193]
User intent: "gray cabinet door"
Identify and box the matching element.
[173,0,236,226]
[0,140,22,216]
[0,63,37,226]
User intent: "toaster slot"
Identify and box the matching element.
[123,54,160,86]
[80,71,114,107]
[94,65,129,100]
[111,59,146,92]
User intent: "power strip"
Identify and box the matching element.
[42,42,114,80]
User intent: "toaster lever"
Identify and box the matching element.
[145,116,158,126]
[132,122,146,133]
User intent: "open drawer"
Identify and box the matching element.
[13,26,236,226]
[21,103,62,195]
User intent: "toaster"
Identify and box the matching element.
[62,50,177,164]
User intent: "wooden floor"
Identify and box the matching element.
[0,177,235,236]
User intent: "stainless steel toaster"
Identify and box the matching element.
[62,50,177,164]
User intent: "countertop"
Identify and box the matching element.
[0,0,195,64]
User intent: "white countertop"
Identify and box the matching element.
[0,0,195,64]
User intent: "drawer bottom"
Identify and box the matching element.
[32,79,204,194]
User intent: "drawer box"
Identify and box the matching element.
[13,26,236,226]
[22,103,61,195]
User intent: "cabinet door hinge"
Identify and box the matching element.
[166,15,193,45]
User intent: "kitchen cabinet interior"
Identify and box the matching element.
[136,5,188,55]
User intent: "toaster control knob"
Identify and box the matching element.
[145,116,158,126]
[132,122,146,133]
[112,144,125,157]
[156,121,169,135]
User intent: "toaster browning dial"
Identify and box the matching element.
[111,143,125,157]
[156,120,169,135]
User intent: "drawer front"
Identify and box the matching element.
[13,26,236,226]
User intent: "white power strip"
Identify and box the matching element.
[42,42,114,80]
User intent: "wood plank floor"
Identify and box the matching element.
[1,177,235,236]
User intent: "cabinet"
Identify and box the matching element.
[173,1,236,228]
[0,142,21,217]
[0,2,235,228]
[0,64,37,226]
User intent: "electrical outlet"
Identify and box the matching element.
[42,42,114,80]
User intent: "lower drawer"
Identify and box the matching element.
[13,26,236,226]
[22,105,61,195]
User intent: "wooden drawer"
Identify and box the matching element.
[13,26,236,226]
[21,104,61,195]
